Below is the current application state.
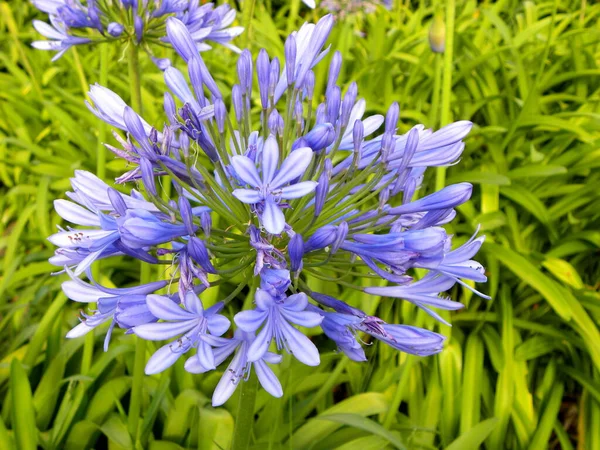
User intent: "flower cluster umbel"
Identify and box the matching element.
[50,15,488,406]
[31,0,242,61]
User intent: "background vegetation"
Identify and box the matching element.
[0,0,599,448]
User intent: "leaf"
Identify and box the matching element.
[100,414,132,448]
[10,359,38,450]
[290,393,389,448]
[446,418,498,450]
[318,413,406,450]
[542,257,584,289]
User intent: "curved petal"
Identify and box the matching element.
[184,355,212,374]
[212,351,244,406]
[283,293,308,311]
[146,294,194,321]
[184,291,204,315]
[254,360,283,398]
[247,318,273,362]
[262,135,279,184]
[280,309,323,328]
[62,280,103,303]
[270,147,313,189]
[133,320,196,341]
[279,181,317,199]
[54,199,100,226]
[232,189,262,204]
[261,197,285,234]
[234,309,268,332]
[66,321,96,338]
[279,319,320,366]
[196,340,216,370]
[231,155,261,187]
[207,314,231,336]
[145,341,184,374]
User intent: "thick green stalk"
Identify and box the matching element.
[127,42,147,442]
[127,43,143,113]
[231,373,259,450]
[435,0,455,192]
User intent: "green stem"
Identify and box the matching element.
[429,53,443,129]
[97,44,109,180]
[127,43,143,113]
[435,0,455,192]
[71,47,90,101]
[287,0,301,33]
[231,373,259,450]
[127,42,147,443]
[241,0,256,49]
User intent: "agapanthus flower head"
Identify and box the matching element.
[51,14,487,404]
[31,0,243,61]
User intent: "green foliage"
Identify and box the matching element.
[0,0,599,448]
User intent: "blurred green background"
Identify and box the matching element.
[1,0,599,449]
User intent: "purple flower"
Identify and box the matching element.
[133,292,230,374]
[231,136,317,234]
[234,288,323,366]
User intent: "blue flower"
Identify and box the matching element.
[62,268,168,351]
[191,330,284,407]
[231,135,317,234]
[133,292,230,374]
[32,1,243,60]
[234,287,323,366]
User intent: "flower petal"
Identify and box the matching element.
[262,135,279,184]
[234,309,268,332]
[279,181,318,199]
[280,309,323,328]
[133,320,196,341]
[247,318,273,362]
[254,360,283,398]
[279,319,320,366]
[232,189,262,204]
[270,147,313,188]
[197,340,216,370]
[207,314,231,336]
[146,294,195,321]
[54,199,100,226]
[145,341,184,374]
[231,155,262,187]
[261,197,285,234]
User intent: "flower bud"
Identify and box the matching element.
[107,22,124,37]
[268,57,280,99]
[108,188,127,216]
[188,57,206,107]
[140,158,157,196]
[304,123,335,152]
[257,49,270,109]
[327,51,342,94]
[305,70,315,100]
[385,102,399,134]
[232,84,243,123]
[284,35,296,86]
[288,233,304,272]
[326,86,341,124]
[429,14,446,53]
[237,49,253,95]
[134,15,143,44]
[214,98,226,133]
